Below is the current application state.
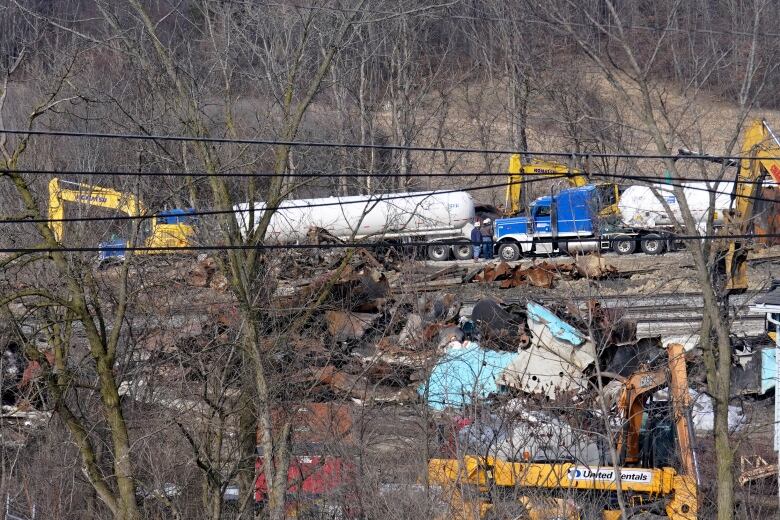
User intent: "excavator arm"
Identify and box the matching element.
[48,177,146,242]
[616,343,697,479]
[725,119,780,292]
[505,154,589,215]
[677,119,779,293]
[47,177,193,255]
[505,154,619,217]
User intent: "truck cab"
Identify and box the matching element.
[494,186,599,261]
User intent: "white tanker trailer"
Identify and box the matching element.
[618,182,734,231]
[234,190,476,261]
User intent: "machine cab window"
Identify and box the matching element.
[533,204,551,218]
[596,184,617,209]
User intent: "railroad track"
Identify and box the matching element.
[460,292,768,337]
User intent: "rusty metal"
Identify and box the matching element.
[525,266,556,288]
[325,310,379,341]
[267,402,354,445]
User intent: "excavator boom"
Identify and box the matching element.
[505,154,619,217]
[676,119,779,292]
[48,178,145,242]
[48,177,194,255]
[725,119,780,292]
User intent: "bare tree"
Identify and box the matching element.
[531,1,780,517]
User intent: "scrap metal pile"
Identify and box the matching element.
[0,249,718,455]
[221,249,648,408]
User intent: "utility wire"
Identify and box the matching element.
[0,177,566,225]
[2,233,779,255]
[5,172,777,227]
[5,127,780,161]
[4,167,774,185]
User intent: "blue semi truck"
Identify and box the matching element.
[493,185,679,261]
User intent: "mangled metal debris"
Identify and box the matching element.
[470,256,619,289]
[472,261,558,288]
[454,401,602,464]
[499,302,597,398]
[420,341,517,411]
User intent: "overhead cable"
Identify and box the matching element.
[4,127,780,161]
[2,232,779,254]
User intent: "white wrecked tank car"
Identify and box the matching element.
[498,301,597,398]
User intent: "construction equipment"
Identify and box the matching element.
[679,119,780,293]
[48,178,195,259]
[723,119,780,292]
[428,343,698,519]
[504,154,620,217]
[495,185,684,260]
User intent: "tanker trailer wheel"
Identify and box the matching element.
[452,242,473,261]
[610,235,636,255]
[427,243,451,261]
[498,242,521,262]
[640,233,666,255]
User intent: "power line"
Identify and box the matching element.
[5,167,773,185]
[0,177,566,225]
[5,127,780,161]
[2,232,779,255]
[9,167,502,179]
[6,172,778,227]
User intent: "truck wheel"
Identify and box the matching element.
[427,244,450,261]
[611,235,636,255]
[640,234,666,255]
[452,243,473,261]
[498,243,521,262]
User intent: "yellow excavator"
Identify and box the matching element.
[504,154,621,217]
[721,119,780,293]
[428,343,698,519]
[48,178,195,259]
[678,118,780,293]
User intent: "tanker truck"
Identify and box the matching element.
[493,182,734,261]
[233,190,476,261]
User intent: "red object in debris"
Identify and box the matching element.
[254,455,357,515]
[19,351,55,388]
[440,416,474,457]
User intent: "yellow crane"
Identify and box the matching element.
[428,343,698,520]
[48,178,195,258]
[504,154,621,217]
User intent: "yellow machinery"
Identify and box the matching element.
[428,343,698,519]
[48,178,195,256]
[679,119,780,292]
[722,119,780,292]
[504,154,621,217]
